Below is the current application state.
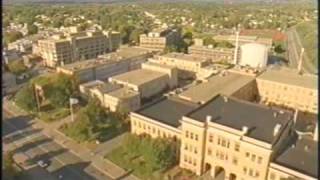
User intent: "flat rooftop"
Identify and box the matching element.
[80,80,105,88]
[189,46,234,53]
[107,87,139,99]
[159,53,209,63]
[179,72,255,103]
[257,67,317,90]
[136,97,199,128]
[187,95,292,144]
[274,135,318,178]
[92,83,122,94]
[59,47,153,71]
[295,112,317,133]
[111,69,167,86]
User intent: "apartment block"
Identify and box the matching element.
[35,29,121,67]
[57,47,155,83]
[256,67,318,114]
[139,28,180,51]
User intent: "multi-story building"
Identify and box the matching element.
[213,35,273,48]
[139,28,180,51]
[153,52,211,73]
[188,45,234,63]
[35,29,121,67]
[188,39,234,63]
[130,94,317,180]
[57,46,155,83]
[256,67,318,114]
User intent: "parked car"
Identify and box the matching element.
[37,160,49,168]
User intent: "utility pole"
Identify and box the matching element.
[298,48,304,74]
[34,85,41,112]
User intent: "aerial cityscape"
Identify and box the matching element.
[2,0,318,180]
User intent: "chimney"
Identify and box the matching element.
[233,31,240,65]
[242,126,248,135]
[273,112,278,118]
[314,122,318,141]
[298,48,304,74]
[273,124,282,136]
[206,115,212,124]
[293,109,299,124]
[223,96,228,102]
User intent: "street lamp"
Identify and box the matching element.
[69,97,79,122]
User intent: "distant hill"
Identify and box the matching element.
[3,0,315,5]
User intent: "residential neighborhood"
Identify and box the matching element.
[2,1,318,180]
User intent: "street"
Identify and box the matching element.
[3,110,113,180]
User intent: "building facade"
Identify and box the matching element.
[188,45,234,63]
[257,68,318,114]
[139,28,180,51]
[129,94,317,180]
[35,29,121,67]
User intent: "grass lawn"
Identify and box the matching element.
[295,21,317,68]
[106,146,164,180]
[37,104,70,122]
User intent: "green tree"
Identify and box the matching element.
[4,151,19,179]
[14,84,37,112]
[4,31,23,44]
[7,60,27,75]
[28,24,38,35]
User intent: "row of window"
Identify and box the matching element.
[259,82,315,97]
[132,120,177,139]
[185,131,199,140]
[243,167,260,177]
[208,134,240,152]
[183,155,197,166]
[245,152,263,164]
[184,143,198,154]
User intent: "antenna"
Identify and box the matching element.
[233,31,240,65]
[298,48,304,74]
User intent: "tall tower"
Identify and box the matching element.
[233,31,240,65]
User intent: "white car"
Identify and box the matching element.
[37,160,49,168]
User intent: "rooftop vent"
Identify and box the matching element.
[304,145,310,152]
[273,124,282,136]
[273,112,278,118]
[206,115,212,123]
[242,126,249,135]
[223,96,228,102]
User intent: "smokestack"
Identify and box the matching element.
[242,126,249,135]
[233,31,240,65]
[314,122,318,141]
[206,115,212,124]
[298,48,304,73]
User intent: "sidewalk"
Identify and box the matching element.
[3,100,139,180]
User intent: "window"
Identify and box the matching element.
[217,137,221,145]
[209,134,213,142]
[195,134,198,141]
[246,152,250,157]
[251,154,256,161]
[243,167,247,174]
[190,133,194,139]
[193,159,196,166]
[270,173,276,180]
[186,131,189,138]
[255,171,259,177]
[184,155,187,162]
[208,148,212,155]
[232,157,238,165]
[235,143,240,151]
[185,144,188,150]
[194,148,197,154]
[249,169,253,176]
[258,157,262,164]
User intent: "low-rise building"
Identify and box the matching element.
[179,71,257,104]
[256,67,318,114]
[57,47,155,83]
[154,52,211,73]
[188,43,234,63]
[139,27,180,51]
[109,65,177,99]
